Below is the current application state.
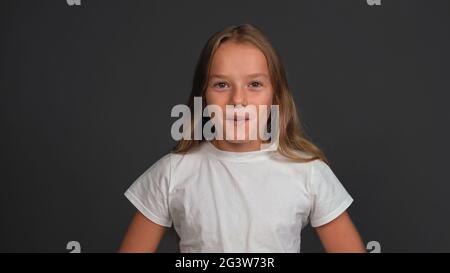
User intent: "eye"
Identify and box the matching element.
[248,81,263,88]
[213,81,230,90]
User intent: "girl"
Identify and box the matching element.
[119,24,366,253]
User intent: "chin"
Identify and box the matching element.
[224,139,252,144]
[221,119,258,143]
[223,128,254,143]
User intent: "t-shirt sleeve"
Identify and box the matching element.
[308,159,353,228]
[124,153,173,227]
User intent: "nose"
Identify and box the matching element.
[230,85,247,107]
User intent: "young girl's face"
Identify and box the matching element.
[205,41,274,143]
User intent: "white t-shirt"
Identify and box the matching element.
[124,140,353,253]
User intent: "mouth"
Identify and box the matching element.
[226,114,250,121]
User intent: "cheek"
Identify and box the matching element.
[205,89,231,107]
[252,89,274,121]
[205,89,228,115]
[263,92,274,106]
[264,87,275,105]
[250,88,274,106]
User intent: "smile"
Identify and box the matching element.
[226,115,250,121]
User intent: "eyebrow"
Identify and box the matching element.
[209,73,270,79]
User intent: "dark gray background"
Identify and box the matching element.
[1,0,449,253]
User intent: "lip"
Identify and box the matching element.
[226,115,250,121]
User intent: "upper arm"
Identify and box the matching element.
[118,211,167,253]
[120,154,173,253]
[314,211,366,253]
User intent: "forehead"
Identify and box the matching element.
[209,41,269,76]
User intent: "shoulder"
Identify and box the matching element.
[308,159,336,179]
[132,153,173,188]
[169,142,207,165]
[140,145,203,175]
[302,159,333,185]
[272,149,328,173]
[146,144,205,178]
[308,158,331,172]
[303,159,347,196]
[272,157,335,192]
[144,152,172,175]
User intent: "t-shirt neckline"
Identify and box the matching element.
[202,140,278,162]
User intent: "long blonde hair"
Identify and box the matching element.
[172,24,328,164]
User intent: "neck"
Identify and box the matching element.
[211,139,268,152]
